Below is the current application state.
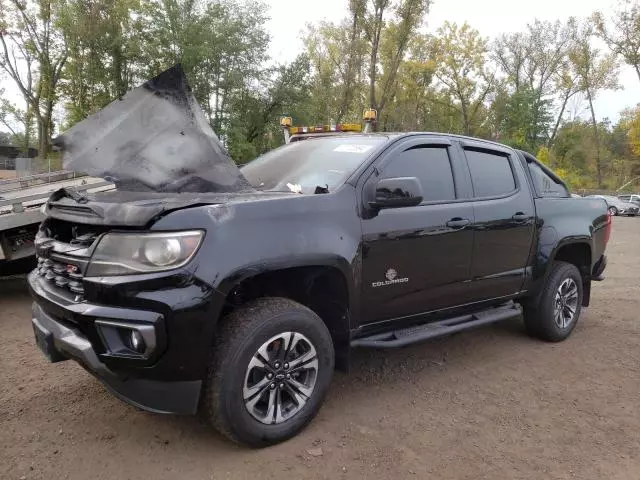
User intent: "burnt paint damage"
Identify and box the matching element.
[44,190,297,226]
[52,64,252,194]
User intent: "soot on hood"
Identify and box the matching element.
[53,64,253,194]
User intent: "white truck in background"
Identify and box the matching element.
[0,171,114,275]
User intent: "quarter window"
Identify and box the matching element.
[527,161,568,197]
[380,146,455,203]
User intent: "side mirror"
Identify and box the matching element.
[369,177,423,210]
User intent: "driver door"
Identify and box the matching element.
[359,137,475,326]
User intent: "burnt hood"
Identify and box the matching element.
[53,64,253,193]
[44,190,296,226]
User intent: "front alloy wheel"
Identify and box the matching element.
[203,297,334,447]
[243,332,319,425]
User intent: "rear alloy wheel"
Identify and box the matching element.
[608,206,618,216]
[553,278,579,329]
[203,297,334,447]
[523,261,583,342]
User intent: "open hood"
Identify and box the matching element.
[52,64,253,194]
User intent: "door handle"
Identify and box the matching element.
[512,212,528,221]
[446,218,470,228]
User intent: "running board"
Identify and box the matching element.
[350,302,522,349]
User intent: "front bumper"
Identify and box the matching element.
[29,273,202,415]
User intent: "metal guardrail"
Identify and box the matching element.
[0,170,88,194]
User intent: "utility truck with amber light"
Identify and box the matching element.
[29,66,610,447]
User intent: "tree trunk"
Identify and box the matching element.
[112,42,126,98]
[461,101,470,136]
[37,117,49,162]
[23,106,32,153]
[635,64,640,84]
[337,8,361,123]
[548,90,571,147]
[586,87,602,188]
[369,47,378,113]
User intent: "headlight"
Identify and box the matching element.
[85,230,204,276]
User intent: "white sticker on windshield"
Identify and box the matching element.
[333,144,373,153]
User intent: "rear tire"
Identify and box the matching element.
[202,297,334,447]
[523,261,583,342]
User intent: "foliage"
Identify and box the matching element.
[593,0,640,82]
[0,1,637,190]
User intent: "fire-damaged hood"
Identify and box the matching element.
[52,64,253,194]
[44,190,296,226]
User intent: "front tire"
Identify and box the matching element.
[608,206,618,216]
[203,297,335,447]
[523,261,583,342]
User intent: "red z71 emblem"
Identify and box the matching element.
[66,265,78,274]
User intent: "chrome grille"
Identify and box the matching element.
[37,257,84,294]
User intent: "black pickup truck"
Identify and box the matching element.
[28,67,610,447]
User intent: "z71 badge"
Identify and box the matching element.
[372,268,409,288]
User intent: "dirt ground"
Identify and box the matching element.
[2,218,640,480]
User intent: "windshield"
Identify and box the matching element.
[240,136,386,193]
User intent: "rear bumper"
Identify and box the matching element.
[29,273,202,415]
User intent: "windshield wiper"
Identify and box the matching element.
[314,185,329,194]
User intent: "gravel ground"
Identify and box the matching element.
[2,217,639,480]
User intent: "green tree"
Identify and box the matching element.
[593,0,640,83]
[568,18,621,187]
[227,54,312,162]
[433,21,495,136]
[498,86,553,152]
[362,0,431,124]
[0,0,70,159]
[58,0,145,125]
[493,20,573,148]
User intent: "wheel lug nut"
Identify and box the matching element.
[267,373,273,379]
[270,383,276,389]
[274,362,280,369]
[279,383,284,389]
[284,363,289,369]
[286,373,290,379]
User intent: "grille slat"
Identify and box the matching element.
[36,218,110,297]
[37,256,85,295]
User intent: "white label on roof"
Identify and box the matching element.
[333,144,373,153]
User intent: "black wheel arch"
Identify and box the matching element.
[214,258,355,372]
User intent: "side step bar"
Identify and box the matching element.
[350,302,522,349]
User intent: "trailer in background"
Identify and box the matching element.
[0,174,114,275]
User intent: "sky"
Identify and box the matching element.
[1,0,638,129]
[267,0,640,122]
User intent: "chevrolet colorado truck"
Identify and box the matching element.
[28,66,610,447]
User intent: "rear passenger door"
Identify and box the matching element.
[460,141,536,302]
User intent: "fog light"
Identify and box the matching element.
[95,320,156,358]
[130,330,145,353]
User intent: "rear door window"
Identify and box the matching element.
[464,149,516,198]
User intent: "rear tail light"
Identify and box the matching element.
[604,212,612,245]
